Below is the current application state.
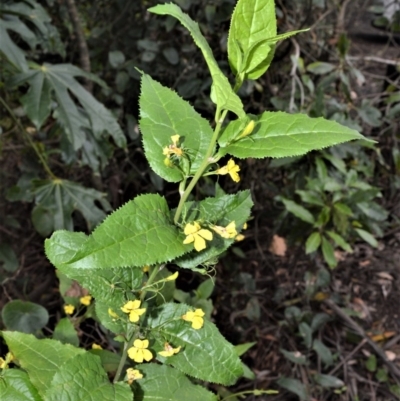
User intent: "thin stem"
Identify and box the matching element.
[0,96,57,179]
[173,109,228,225]
[140,265,162,302]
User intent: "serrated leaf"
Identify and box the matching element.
[321,236,337,268]
[2,331,84,394]
[281,198,315,225]
[0,369,43,401]
[146,303,243,385]
[149,4,244,118]
[2,300,48,334]
[175,191,253,268]
[218,112,367,159]
[133,364,217,401]
[228,0,276,79]
[140,74,213,182]
[44,353,132,401]
[31,178,110,235]
[47,194,187,270]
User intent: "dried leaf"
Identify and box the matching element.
[269,235,287,256]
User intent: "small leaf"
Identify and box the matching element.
[313,374,344,388]
[0,369,42,401]
[312,339,333,367]
[281,198,315,225]
[366,354,377,372]
[355,228,378,248]
[0,243,18,272]
[219,112,367,159]
[108,50,125,68]
[149,4,244,118]
[277,377,309,401]
[234,342,256,357]
[0,24,29,71]
[163,47,179,65]
[326,231,352,252]
[305,232,321,254]
[134,364,218,401]
[280,349,308,365]
[321,236,337,268]
[307,62,336,75]
[53,317,79,346]
[2,300,49,333]
[299,322,313,348]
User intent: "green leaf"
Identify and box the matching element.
[2,300,49,333]
[366,354,377,372]
[0,243,18,272]
[2,331,83,394]
[305,232,322,254]
[234,342,256,357]
[312,339,333,367]
[218,112,367,159]
[307,62,336,75]
[326,231,352,252]
[46,194,187,270]
[149,4,244,118]
[139,74,213,182]
[133,364,217,401]
[280,349,308,365]
[313,374,344,388]
[321,236,337,268]
[281,198,315,225]
[277,377,309,401]
[196,278,215,300]
[0,24,28,71]
[355,228,378,248]
[89,349,121,374]
[53,318,79,347]
[0,369,43,401]
[175,191,253,268]
[31,178,110,235]
[43,353,132,401]
[228,0,276,79]
[146,303,243,385]
[298,322,313,348]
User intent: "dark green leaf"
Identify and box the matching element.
[321,236,337,268]
[312,339,333,367]
[313,374,344,388]
[0,243,18,272]
[281,198,315,224]
[277,377,309,401]
[53,318,79,347]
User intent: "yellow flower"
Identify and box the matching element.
[0,352,14,369]
[64,304,75,315]
[243,222,248,230]
[235,234,245,242]
[92,343,103,350]
[182,308,205,329]
[183,222,213,252]
[163,134,183,157]
[127,339,153,363]
[121,300,146,323]
[215,159,240,182]
[211,221,237,239]
[80,295,92,306]
[126,368,143,384]
[142,265,150,273]
[238,120,255,139]
[158,342,181,357]
[165,271,179,281]
[108,308,119,319]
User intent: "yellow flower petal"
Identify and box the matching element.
[126,368,143,384]
[183,234,194,244]
[92,343,102,350]
[165,271,179,281]
[238,120,255,139]
[182,309,205,329]
[193,234,206,251]
[198,229,213,241]
[80,295,92,306]
[171,134,180,145]
[64,304,75,315]
[235,234,245,242]
[184,222,200,235]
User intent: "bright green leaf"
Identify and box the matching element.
[355,228,378,247]
[149,4,245,118]
[219,112,367,159]
[234,342,256,357]
[2,301,48,334]
[0,369,43,401]
[139,73,213,182]
[147,303,243,385]
[134,364,217,401]
[321,236,337,268]
[305,232,322,254]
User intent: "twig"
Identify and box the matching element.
[347,56,400,66]
[324,299,400,383]
[64,0,93,93]
[289,39,301,113]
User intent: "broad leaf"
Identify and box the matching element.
[146,303,243,385]
[31,178,111,236]
[305,232,321,254]
[46,194,187,270]
[218,112,367,159]
[228,0,276,80]
[44,353,132,401]
[281,198,315,225]
[0,369,43,401]
[149,4,245,118]
[0,24,28,71]
[2,300,48,334]
[140,74,213,182]
[277,377,309,401]
[53,318,79,347]
[2,331,83,394]
[134,364,217,401]
[176,191,253,268]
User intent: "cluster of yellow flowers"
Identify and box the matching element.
[63,294,93,316]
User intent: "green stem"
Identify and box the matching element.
[0,96,57,179]
[174,109,229,225]
[140,265,162,302]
